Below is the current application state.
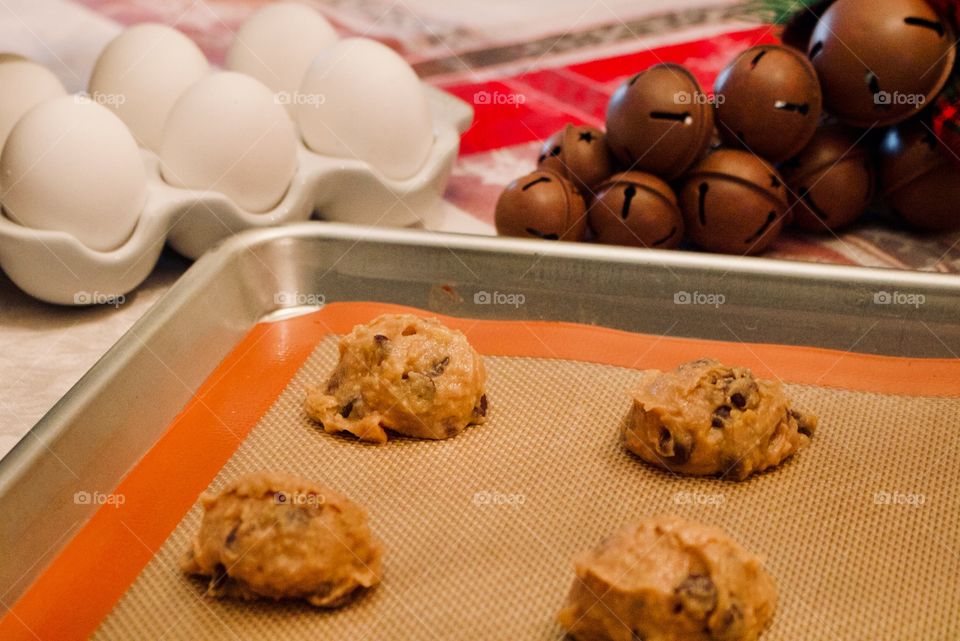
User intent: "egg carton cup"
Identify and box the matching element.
[0,85,472,305]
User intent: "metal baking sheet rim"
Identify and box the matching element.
[1,222,958,607]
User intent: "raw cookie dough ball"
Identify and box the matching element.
[713,45,822,163]
[623,359,817,480]
[558,515,778,641]
[588,171,683,248]
[305,314,487,443]
[495,170,587,241]
[537,124,615,194]
[605,63,715,180]
[181,471,382,607]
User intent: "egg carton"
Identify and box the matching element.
[0,84,472,305]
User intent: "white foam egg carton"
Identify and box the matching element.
[0,85,472,305]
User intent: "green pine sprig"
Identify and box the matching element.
[739,0,825,25]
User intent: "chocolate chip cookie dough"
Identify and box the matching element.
[623,359,816,480]
[558,515,777,641]
[305,314,487,444]
[181,471,382,607]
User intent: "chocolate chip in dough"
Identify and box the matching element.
[730,392,746,409]
[211,563,229,590]
[711,405,731,428]
[371,334,391,364]
[657,427,675,457]
[676,574,718,620]
[710,603,745,641]
[325,370,343,393]
[790,408,815,437]
[429,356,450,377]
[443,421,460,437]
[720,458,744,481]
[725,374,758,410]
[474,394,488,417]
[658,428,691,465]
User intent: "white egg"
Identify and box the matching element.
[0,95,146,252]
[226,2,337,115]
[0,54,66,153]
[297,38,433,180]
[89,23,210,151]
[160,71,298,213]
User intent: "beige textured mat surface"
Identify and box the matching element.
[93,336,960,640]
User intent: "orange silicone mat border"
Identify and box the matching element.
[3,301,958,641]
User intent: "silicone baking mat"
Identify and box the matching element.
[3,302,959,641]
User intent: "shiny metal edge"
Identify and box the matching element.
[172,222,960,290]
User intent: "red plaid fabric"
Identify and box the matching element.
[933,77,960,161]
[927,0,960,161]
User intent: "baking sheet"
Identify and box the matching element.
[90,312,959,640]
[1,224,958,640]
